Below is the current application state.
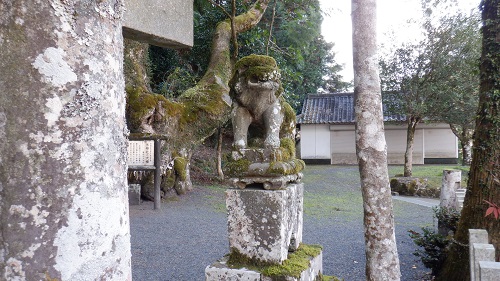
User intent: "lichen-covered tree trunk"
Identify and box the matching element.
[437,0,500,279]
[351,0,401,280]
[125,0,271,195]
[0,1,131,280]
[404,116,420,177]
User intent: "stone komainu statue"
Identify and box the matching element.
[230,54,284,149]
[227,54,304,189]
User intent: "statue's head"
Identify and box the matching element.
[230,54,283,101]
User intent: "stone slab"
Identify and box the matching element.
[479,261,500,281]
[472,243,495,281]
[469,229,490,281]
[205,251,323,281]
[123,0,193,48]
[128,184,141,205]
[226,183,303,264]
[205,257,261,281]
[440,169,461,210]
[230,173,303,190]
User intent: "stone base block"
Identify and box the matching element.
[226,183,303,264]
[230,173,303,190]
[128,184,141,205]
[479,261,500,281]
[205,251,323,281]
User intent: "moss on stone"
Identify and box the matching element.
[225,158,251,176]
[126,86,168,130]
[227,244,323,279]
[319,274,342,281]
[174,157,187,181]
[280,138,296,161]
[231,54,284,98]
[235,54,277,69]
[280,98,297,138]
[258,244,323,278]
[267,159,305,176]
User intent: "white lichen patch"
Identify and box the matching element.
[21,243,41,259]
[53,191,131,281]
[32,47,77,87]
[4,257,26,281]
[44,95,63,127]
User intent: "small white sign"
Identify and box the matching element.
[127,141,154,166]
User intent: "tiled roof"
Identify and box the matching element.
[297,93,406,124]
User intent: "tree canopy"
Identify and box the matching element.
[149,0,349,112]
[379,1,481,173]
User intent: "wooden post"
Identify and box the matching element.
[154,139,162,210]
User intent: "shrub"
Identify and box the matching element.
[408,206,461,276]
[408,227,449,276]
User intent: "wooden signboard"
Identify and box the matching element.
[127,140,155,167]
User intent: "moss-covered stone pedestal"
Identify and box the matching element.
[205,183,324,280]
[205,245,323,281]
[226,148,305,190]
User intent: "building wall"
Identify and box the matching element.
[423,125,459,160]
[385,124,424,165]
[300,124,331,162]
[300,122,457,165]
[329,125,357,164]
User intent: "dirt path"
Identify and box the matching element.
[130,165,434,280]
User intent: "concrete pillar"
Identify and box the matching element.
[479,261,500,281]
[440,169,462,209]
[472,243,495,281]
[470,229,490,281]
[0,1,131,280]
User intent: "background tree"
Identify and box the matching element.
[352,0,401,280]
[428,9,481,165]
[379,1,480,175]
[437,0,500,279]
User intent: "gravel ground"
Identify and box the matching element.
[130,165,436,281]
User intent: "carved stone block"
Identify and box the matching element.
[226,183,303,264]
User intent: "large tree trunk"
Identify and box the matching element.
[404,116,420,177]
[351,0,401,280]
[0,1,131,280]
[125,0,271,194]
[437,0,500,280]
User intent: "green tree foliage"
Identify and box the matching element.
[437,0,500,279]
[149,0,348,112]
[379,1,480,175]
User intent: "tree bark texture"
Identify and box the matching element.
[437,0,500,279]
[351,0,401,280]
[404,116,420,177]
[125,0,271,193]
[0,1,131,280]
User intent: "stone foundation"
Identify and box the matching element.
[226,183,303,264]
[205,250,323,281]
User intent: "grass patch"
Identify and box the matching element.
[201,184,227,213]
[303,192,363,219]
